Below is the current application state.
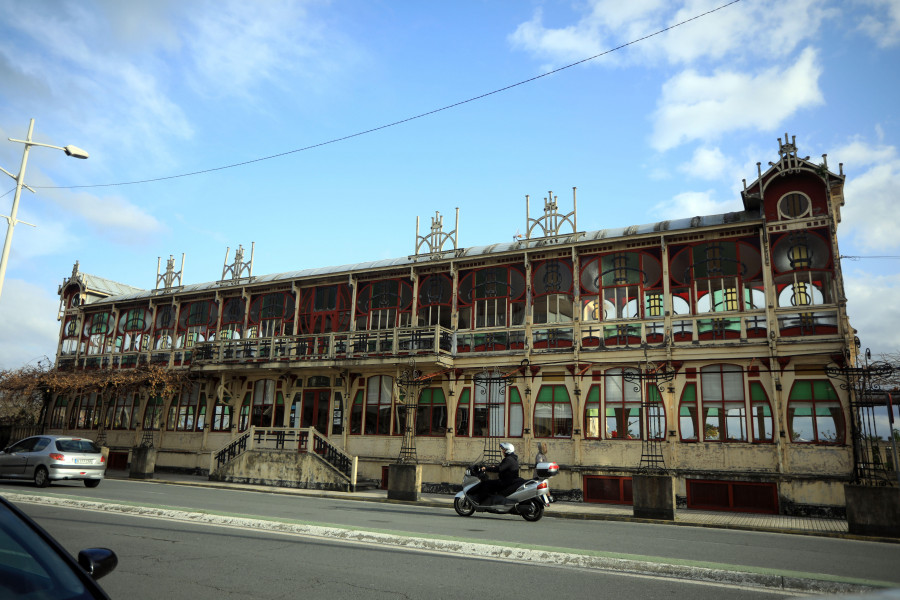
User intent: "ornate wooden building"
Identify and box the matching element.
[50,134,857,514]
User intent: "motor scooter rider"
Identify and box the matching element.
[478,442,523,498]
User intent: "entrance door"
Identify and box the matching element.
[301,389,331,435]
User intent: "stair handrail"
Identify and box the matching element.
[212,429,251,471]
[304,427,358,487]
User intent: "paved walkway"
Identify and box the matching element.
[107,470,865,540]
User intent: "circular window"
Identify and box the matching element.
[778,193,811,219]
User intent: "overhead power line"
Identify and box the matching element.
[36,0,742,191]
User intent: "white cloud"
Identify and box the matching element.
[650,47,824,151]
[0,279,61,370]
[651,190,734,220]
[678,146,738,181]
[844,271,900,353]
[833,138,900,252]
[509,0,832,67]
[856,0,900,47]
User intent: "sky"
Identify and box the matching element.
[0,0,899,371]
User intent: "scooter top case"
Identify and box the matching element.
[535,462,559,478]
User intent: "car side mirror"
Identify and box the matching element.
[78,548,118,580]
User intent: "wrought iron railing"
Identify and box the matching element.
[214,431,250,470]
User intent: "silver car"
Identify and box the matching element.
[0,435,106,488]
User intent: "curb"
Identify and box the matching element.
[8,492,891,595]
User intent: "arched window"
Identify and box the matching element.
[584,385,601,439]
[61,317,79,355]
[220,297,246,340]
[69,392,100,429]
[788,380,844,444]
[177,300,218,348]
[143,395,165,430]
[605,368,642,439]
[646,384,666,441]
[668,241,763,318]
[416,388,447,436]
[457,266,526,329]
[455,388,470,436]
[249,292,295,338]
[533,385,573,438]
[364,375,393,435]
[168,384,202,431]
[115,307,151,353]
[50,396,69,429]
[299,284,352,334]
[245,379,284,428]
[771,230,837,335]
[472,371,512,437]
[509,387,524,437]
[153,305,177,350]
[750,382,773,442]
[580,251,663,321]
[532,259,574,324]
[211,396,232,432]
[700,364,746,441]
[355,279,413,330]
[82,312,112,355]
[417,274,453,327]
[679,383,698,441]
[111,392,140,430]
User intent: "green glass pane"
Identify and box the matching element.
[750,382,768,402]
[648,385,662,402]
[432,388,446,405]
[536,386,555,403]
[353,390,363,406]
[552,385,570,404]
[813,381,838,400]
[791,381,812,401]
[458,389,470,405]
[509,388,522,404]
[681,383,696,403]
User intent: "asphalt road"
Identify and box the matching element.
[20,501,795,600]
[3,477,898,589]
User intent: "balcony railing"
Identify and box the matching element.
[61,308,843,370]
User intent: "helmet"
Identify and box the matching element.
[499,442,515,455]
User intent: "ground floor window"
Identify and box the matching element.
[111,392,140,430]
[69,392,100,429]
[211,398,232,431]
[455,388,470,436]
[788,380,844,444]
[533,385,572,438]
[143,395,165,430]
[416,387,447,436]
[50,396,68,429]
[350,375,394,435]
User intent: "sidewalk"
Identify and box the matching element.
[107,470,862,540]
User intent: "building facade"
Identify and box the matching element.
[49,135,856,514]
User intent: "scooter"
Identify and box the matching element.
[453,461,559,522]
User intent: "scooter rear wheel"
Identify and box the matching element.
[520,499,544,522]
[454,496,476,517]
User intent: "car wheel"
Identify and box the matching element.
[84,479,101,488]
[33,466,51,488]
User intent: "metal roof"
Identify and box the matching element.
[89,209,760,307]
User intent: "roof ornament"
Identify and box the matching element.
[156,253,185,291]
[412,209,458,261]
[769,133,810,176]
[220,243,254,283]
[525,188,582,243]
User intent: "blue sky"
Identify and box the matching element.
[1,0,899,370]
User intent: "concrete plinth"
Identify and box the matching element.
[632,473,675,520]
[129,446,158,480]
[845,484,900,537]
[387,463,421,501]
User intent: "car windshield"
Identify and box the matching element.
[55,440,101,454]
[0,504,94,599]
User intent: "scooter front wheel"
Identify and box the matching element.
[520,499,544,522]
[454,496,476,517]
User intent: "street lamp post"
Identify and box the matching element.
[0,118,88,302]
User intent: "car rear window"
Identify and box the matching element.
[54,440,101,454]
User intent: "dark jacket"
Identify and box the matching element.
[490,453,520,483]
